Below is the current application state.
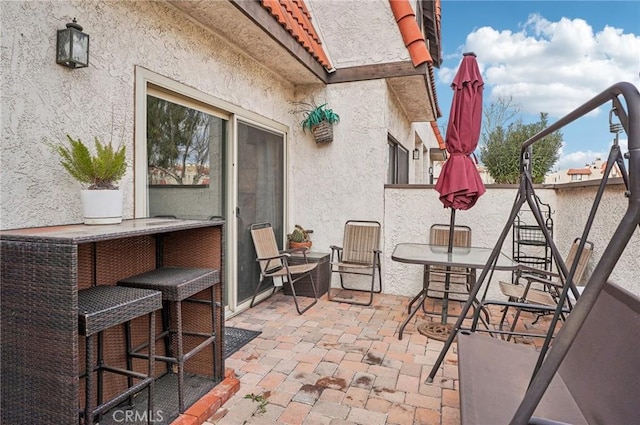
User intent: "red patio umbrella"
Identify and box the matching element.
[435,52,486,212]
[420,53,485,338]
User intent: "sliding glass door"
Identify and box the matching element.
[235,121,285,304]
[137,70,287,315]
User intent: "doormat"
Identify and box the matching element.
[224,327,261,358]
[417,321,455,342]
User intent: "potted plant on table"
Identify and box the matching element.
[287,224,313,250]
[53,135,127,224]
[299,102,340,144]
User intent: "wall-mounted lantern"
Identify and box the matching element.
[56,18,89,69]
[413,148,420,160]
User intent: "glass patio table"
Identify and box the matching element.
[392,243,517,340]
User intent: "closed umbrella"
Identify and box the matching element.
[420,52,485,339]
[435,52,486,212]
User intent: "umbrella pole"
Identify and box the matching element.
[447,208,456,252]
[440,208,456,324]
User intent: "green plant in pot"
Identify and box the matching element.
[300,103,340,144]
[287,224,313,250]
[54,135,127,224]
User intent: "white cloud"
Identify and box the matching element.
[554,138,628,171]
[440,14,640,118]
[439,14,638,172]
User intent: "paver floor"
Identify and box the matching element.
[206,290,556,425]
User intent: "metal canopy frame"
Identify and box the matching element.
[424,81,640,424]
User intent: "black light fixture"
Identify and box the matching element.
[413,148,420,160]
[56,18,89,69]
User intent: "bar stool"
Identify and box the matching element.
[78,285,162,425]
[118,267,219,413]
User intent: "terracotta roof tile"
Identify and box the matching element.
[389,0,433,67]
[260,0,332,69]
[429,64,442,118]
[260,0,442,118]
[567,168,592,175]
[431,121,446,149]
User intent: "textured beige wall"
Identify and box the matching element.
[1,0,297,229]
[553,183,639,294]
[1,1,421,234]
[384,186,528,298]
[307,0,409,69]
[383,183,639,297]
[291,80,389,255]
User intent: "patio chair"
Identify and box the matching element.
[424,224,475,308]
[249,222,318,314]
[328,220,382,306]
[498,238,593,337]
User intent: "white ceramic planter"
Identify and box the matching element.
[80,189,123,225]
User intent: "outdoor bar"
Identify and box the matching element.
[0,218,225,424]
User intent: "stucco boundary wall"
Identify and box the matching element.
[383,179,639,300]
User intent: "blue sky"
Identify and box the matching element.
[436,0,640,170]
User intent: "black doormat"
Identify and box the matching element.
[224,327,261,358]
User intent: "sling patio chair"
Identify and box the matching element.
[249,222,318,314]
[328,220,382,306]
[423,224,475,310]
[498,238,594,338]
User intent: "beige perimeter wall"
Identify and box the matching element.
[384,183,639,298]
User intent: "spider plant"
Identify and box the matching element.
[300,103,340,133]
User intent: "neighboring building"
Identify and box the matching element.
[1,1,443,314]
[476,165,495,184]
[545,158,623,184]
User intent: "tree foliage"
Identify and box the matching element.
[480,98,562,184]
[147,96,210,185]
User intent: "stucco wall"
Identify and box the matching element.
[383,183,639,298]
[307,0,409,69]
[384,186,531,299]
[552,183,639,294]
[1,0,295,229]
[291,80,389,254]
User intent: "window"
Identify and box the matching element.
[571,174,583,181]
[388,135,409,184]
[145,85,228,219]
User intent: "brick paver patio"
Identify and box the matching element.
[206,290,554,425]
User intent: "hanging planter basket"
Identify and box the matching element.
[312,121,334,144]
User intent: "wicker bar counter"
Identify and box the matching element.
[0,218,225,424]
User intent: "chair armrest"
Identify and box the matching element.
[519,273,564,292]
[256,253,291,261]
[257,253,293,275]
[521,271,561,283]
[471,299,569,332]
[479,299,564,313]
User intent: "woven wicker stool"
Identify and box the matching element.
[118,267,219,413]
[78,285,162,425]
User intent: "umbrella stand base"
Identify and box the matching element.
[417,322,456,342]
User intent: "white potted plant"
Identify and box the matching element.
[54,135,127,224]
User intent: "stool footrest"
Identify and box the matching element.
[129,335,216,364]
[91,377,154,416]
